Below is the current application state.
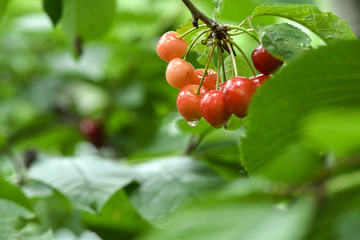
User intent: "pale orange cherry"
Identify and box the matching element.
[191,69,218,91]
[156,31,188,62]
[166,58,194,89]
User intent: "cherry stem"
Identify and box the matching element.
[216,44,221,90]
[183,29,212,61]
[179,24,207,39]
[227,26,260,44]
[196,42,216,95]
[227,30,254,36]
[219,44,226,83]
[226,40,238,77]
[229,39,257,76]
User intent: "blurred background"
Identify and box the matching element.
[1,0,358,162]
[0,0,359,239]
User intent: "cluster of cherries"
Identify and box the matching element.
[156,31,283,128]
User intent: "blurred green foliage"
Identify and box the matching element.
[1,0,360,239]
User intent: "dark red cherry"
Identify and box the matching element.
[200,90,232,128]
[252,45,283,75]
[249,74,270,87]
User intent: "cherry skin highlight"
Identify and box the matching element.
[201,90,232,128]
[166,58,194,89]
[191,68,219,91]
[251,45,283,75]
[177,85,208,121]
[222,76,257,118]
[156,31,188,62]
[250,74,270,87]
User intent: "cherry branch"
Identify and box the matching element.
[181,0,227,39]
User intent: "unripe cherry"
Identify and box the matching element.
[156,31,188,62]
[177,85,208,121]
[222,76,257,118]
[200,90,232,128]
[249,74,270,87]
[191,69,218,91]
[166,58,194,89]
[251,45,283,75]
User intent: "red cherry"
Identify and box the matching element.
[249,74,270,87]
[177,85,208,121]
[191,69,219,91]
[79,118,104,148]
[222,77,257,118]
[251,45,283,75]
[218,82,226,91]
[200,90,232,128]
[156,31,188,62]
[166,58,194,89]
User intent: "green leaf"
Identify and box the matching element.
[0,178,32,211]
[43,0,62,26]
[258,23,312,61]
[83,190,149,237]
[176,118,213,135]
[10,230,54,240]
[142,197,315,240]
[126,156,224,227]
[28,156,134,212]
[0,198,34,240]
[61,0,116,40]
[225,115,247,131]
[176,21,195,36]
[176,20,205,42]
[0,0,9,20]
[224,55,253,79]
[241,40,360,176]
[212,0,224,19]
[307,185,360,240]
[176,21,214,68]
[251,4,356,42]
[302,108,360,157]
[53,229,101,240]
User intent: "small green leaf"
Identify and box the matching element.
[224,55,253,79]
[126,156,224,227]
[43,0,62,26]
[0,198,34,240]
[12,230,54,240]
[61,0,116,40]
[225,115,247,131]
[212,0,224,19]
[0,178,32,211]
[176,20,205,42]
[176,118,213,135]
[28,156,134,212]
[177,21,195,36]
[176,20,213,67]
[251,4,356,42]
[258,23,312,61]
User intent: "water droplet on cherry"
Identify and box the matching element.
[187,120,199,127]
